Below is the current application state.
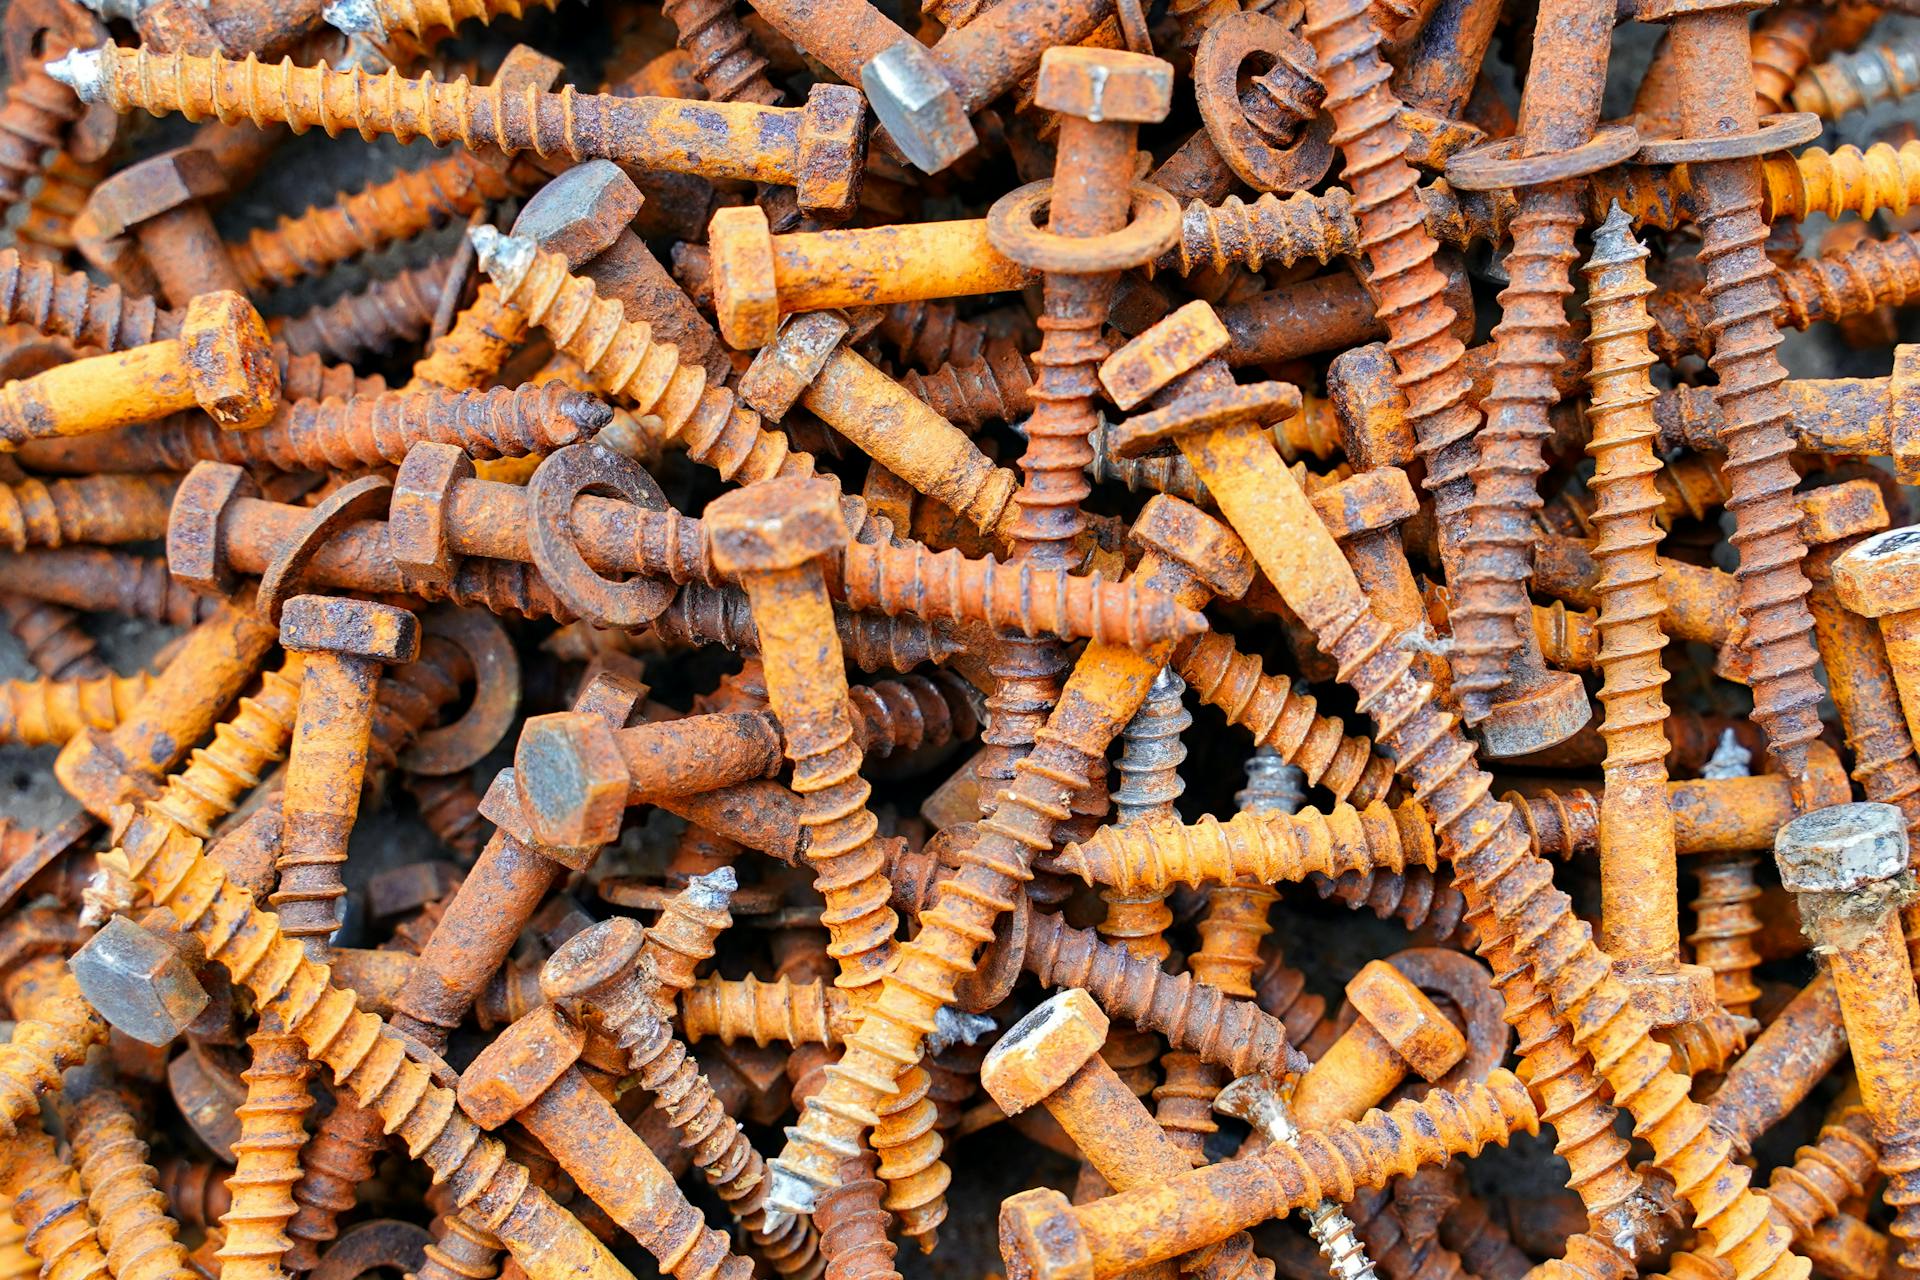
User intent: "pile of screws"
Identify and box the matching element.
[2,0,1920,1274]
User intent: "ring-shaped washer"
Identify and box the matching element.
[1633,111,1822,165]
[1193,11,1336,194]
[986,181,1183,274]
[310,1221,431,1280]
[527,442,676,630]
[1381,948,1511,1099]
[1444,121,1641,191]
[400,607,522,776]
[255,476,394,620]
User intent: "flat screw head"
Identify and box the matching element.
[795,83,867,217]
[1034,47,1175,123]
[180,290,281,430]
[979,989,1109,1116]
[708,204,779,351]
[166,461,259,596]
[68,915,209,1047]
[1776,802,1910,895]
[706,477,849,576]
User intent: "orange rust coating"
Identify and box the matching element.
[681,974,854,1046]
[1766,1107,1880,1266]
[0,474,176,551]
[82,46,827,189]
[0,339,202,445]
[0,958,107,1139]
[0,671,154,747]
[216,1021,312,1280]
[409,285,533,392]
[0,1118,112,1280]
[1289,974,1465,1130]
[1515,764,1832,860]
[64,1082,194,1280]
[1531,534,1737,647]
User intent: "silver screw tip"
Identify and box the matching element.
[468,225,536,286]
[1590,202,1646,262]
[44,48,108,99]
[929,1006,996,1052]
[682,865,738,911]
[764,1164,820,1216]
[321,0,383,35]
[1700,728,1752,780]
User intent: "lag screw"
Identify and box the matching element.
[1793,34,1920,118]
[214,1020,309,1280]
[0,1110,113,1280]
[62,1080,193,1280]
[84,145,248,305]
[274,257,454,366]
[0,671,154,748]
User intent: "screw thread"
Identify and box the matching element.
[0,474,174,552]
[149,657,305,840]
[0,1185,33,1280]
[1348,1188,1439,1280]
[0,671,153,747]
[367,636,471,785]
[1582,208,1675,800]
[872,1066,947,1251]
[786,708,900,988]
[847,673,977,760]
[152,1160,231,1231]
[1312,865,1469,941]
[1450,183,1583,719]
[1763,141,1920,222]
[1659,1006,1753,1079]
[1305,0,1480,534]
[285,1097,384,1270]
[1688,176,1824,780]
[1767,1108,1877,1242]
[1774,227,1920,334]
[280,345,388,402]
[1172,631,1392,806]
[1149,1053,1219,1165]
[407,774,488,864]
[114,807,682,1280]
[1252,949,1330,1048]
[1751,9,1821,113]
[1024,906,1306,1080]
[817,1153,898,1280]
[650,582,955,672]
[1189,887,1276,998]
[3,1127,111,1280]
[0,71,81,210]
[874,302,988,370]
[897,352,1033,430]
[661,0,778,103]
[234,150,516,291]
[1166,187,1360,278]
[478,234,810,486]
[1791,36,1920,118]
[1688,855,1762,1016]
[278,258,454,366]
[1063,801,1430,895]
[1883,1134,1920,1273]
[1,595,105,679]
[0,965,105,1141]
[417,1208,503,1280]
[0,551,212,627]
[411,284,531,392]
[216,1027,311,1280]
[15,150,104,259]
[65,1087,192,1280]
[682,974,845,1046]
[643,874,735,1004]
[0,248,175,352]
[349,0,564,42]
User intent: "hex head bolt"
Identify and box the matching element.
[512,161,729,384]
[1775,802,1920,1271]
[0,290,278,450]
[457,1003,755,1280]
[386,673,645,1054]
[706,204,1034,351]
[997,1068,1536,1280]
[1097,303,1808,1280]
[538,919,821,1278]
[980,990,1266,1280]
[1828,528,1920,755]
[1286,961,1465,1129]
[734,311,1021,542]
[83,146,246,306]
[766,494,1257,1214]
[49,46,867,220]
[272,595,421,954]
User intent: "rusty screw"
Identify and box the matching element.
[83,145,246,305]
[272,594,421,954]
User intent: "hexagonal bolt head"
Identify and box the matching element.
[166,461,260,596]
[737,312,851,421]
[1033,46,1174,124]
[513,161,644,268]
[1000,1186,1092,1280]
[1833,526,1920,619]
[389,442,475,588]
[979,989,1108,1116]
[1776,802,1910,896]
[795,83,867,218]
[1128,495,1255,600]
[1099,300,1230,412]
[1799,479,1888,551]
[513,711,631,851]
[279,595,422,665]
[706,477,850,577]
[68,915,210,1047]
[1889,344,1920,485]
[87,146,227,238]
[1346,959,1466,1083]
[456,1003,586,1130]
[180,291,282,431]
[708,204,778,351]
[861,39,976,175]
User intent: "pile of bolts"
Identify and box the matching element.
[10,0,1920,1270]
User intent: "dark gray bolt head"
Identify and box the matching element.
[1776,802,1910,895]
[860,39,976,174]
[513,162,644,268]
[69,915,209,1046]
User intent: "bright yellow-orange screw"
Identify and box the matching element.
[0,672,154,747]
[64,1083,194,1280]
[215,1021,311,1280]
[0,1121,111,1280]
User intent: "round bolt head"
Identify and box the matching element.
[513,161,643,267]
[980,988,1109,1116]
[1034,47,1174,124]
[513,711,631,851]
[706,477,850,575]
[1099,301,1229,411]
[180,291,281,430]
[456,1003,585,1129]
[86,146,226,237]
[1474,669,1592,760]
[1000,1186,1092,1280]
[737,312,851,421]
[167,461,259,596]
[68,915,210,1047]
[708,204,779,350]
[1776,801,1910,895]
[389,442,474,587]
[1799,478,1888,550]
[1833,526,1920,618]
[861,39,977,175]
[279,596,422,664]
[1346,959,1466,1082]
[1129,495,1255,600]
[795,83,867,218]
[540,917,652,1004]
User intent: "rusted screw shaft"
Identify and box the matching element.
[0,671,154,748]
